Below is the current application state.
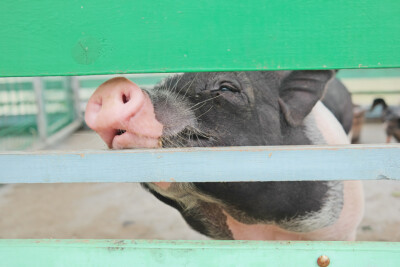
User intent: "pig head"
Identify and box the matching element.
[85,71,364,241]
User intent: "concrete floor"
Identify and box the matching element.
[0,123,399,241]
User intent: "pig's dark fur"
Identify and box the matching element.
[141,71,352,239]
[322,79,353,134]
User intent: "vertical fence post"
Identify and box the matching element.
[33,77,47,142]
[69,76,82,121]
[30,77,83,150]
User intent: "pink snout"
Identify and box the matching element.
[85,77,163,149]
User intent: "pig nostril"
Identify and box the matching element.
[116,129,126,136]
[122,93,130,104]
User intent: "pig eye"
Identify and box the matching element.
[220,86,231,92]
[218,82,239,93]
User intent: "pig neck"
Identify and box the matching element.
[244,100,348,231]
[198,101,348,229]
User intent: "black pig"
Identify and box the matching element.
[85,71,363,240]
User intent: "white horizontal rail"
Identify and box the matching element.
[1,144,399,183]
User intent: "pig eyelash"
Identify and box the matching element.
[216,81,240,93]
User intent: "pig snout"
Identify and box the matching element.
[85,77,163,149]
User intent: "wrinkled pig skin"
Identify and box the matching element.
[85,71,364,241]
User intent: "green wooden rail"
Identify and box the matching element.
[0,1,399,76]
[1,0,400,266]
[1,240,400,267]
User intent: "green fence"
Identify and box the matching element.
[0,77,80,150]
[0,0,400,266]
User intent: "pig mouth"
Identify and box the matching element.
[111,128,162,149]
[111,125,213,149]
[116,129,126,135]
[111,127,212,149]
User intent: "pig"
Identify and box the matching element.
[85,71,364,241]
[351,105,366,144]
[321,77,353,134]
[370,98,400,143]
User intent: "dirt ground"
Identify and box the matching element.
[0,123,399,241]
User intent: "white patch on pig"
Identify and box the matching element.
[304,180,364,241]
[303,101,349,145]
[279,101,350,232]
[280,181,343,232]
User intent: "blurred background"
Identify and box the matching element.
[0,70,399,241]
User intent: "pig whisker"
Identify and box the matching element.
[186,94,221,113]
[195,105,214,120]
[171,74,185,95]
[159,136,171,147]
[163,75,182,104]
[161,136,184,148]
[196,135,204,146]
[162,83,173,106]
[176,76,194,97]
[195,132,212,147]
[181,73,199,99]
[156,75,179,107]
[182,127,215,144]
[173,134,187,148]
[160,125,216,148]
[187,102,208,113]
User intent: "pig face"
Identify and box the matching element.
[85,71,364,241]
[151,71,281,148]
[86,71,335,149]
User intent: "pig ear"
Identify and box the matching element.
[278,70,335,126]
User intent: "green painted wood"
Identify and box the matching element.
[1,144,399,183]
[0,1,399,77]
[0,240,399,267]
[338,69,400,79]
